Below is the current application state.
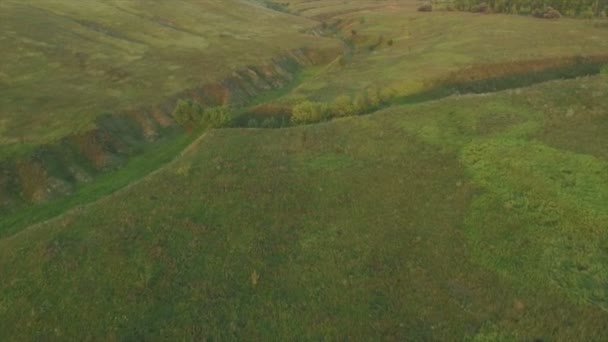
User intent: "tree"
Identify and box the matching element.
[202,106,231,128]
[172,99,204,130]
[331,95,356,117]
[291,101,329,124]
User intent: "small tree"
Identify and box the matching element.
[202,106,231,128]
[291,101,329,124]
[261,117,279,128]
[172,99,204,130]
[331,95,356,117]
[247,118,259,128]
[353,93,371,115]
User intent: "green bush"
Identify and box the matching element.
[601,65,608,74]
[331,95,356,117]
[172,100,204,129]
[172,100,231,130]
[202,106,231,128]
[247,119,259,128]
[261,117,279,128]
[291,101,329,124]
[353,93,371,115]
[471,3,490,13]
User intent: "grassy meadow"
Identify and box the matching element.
[2,72,608,340]
[2,0,608,340]
[284,5,608,102]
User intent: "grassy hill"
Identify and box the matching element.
[0,0,339,155]
[1,73,607,340]
[2,0,608,340]
[281,3,608,101]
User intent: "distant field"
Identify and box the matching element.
[1,74,607,340]
[0,0,339,152]
[280,3,608,101]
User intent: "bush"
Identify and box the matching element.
[172,99,204,129]
[291,101,329,124]
[531,8,544,17]
[202,106,231,128]
[418,2,432,12]
[601,65,608,74]
[543,8,561,19]
[353,93,371,115]
[247,119,259,128]
[260,117,280,128]
[471,3,490,13]
[331,95,356,117]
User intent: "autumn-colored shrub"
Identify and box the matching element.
[331,95,356,117]
[291,101,329,124]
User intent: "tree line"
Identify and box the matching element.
[447,0,608,17]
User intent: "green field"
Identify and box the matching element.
[2,0,608,340]
[2,74,608,340]
[285,4,608,101]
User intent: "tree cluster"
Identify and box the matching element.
[448,0,608,17]
[290,87,396,125]
[172,100,231,131]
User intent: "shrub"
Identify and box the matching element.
[471,3,490,13]
[531,8,544,17]
[291,101,329,124]
[353,93,371,115]
[367,88,382,109]
[202,106,231,128]
[582,7,595,19]
[247,118,259,128]
[601,65,608,74]
[261,117,279,128]
[543,8,561,19]
[418,2,432,12]
[172,100,204,129]
[331,95,356,117]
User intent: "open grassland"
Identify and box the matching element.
[277,2,608,101]
[0,0,339,153]
[3,1,608,339]
[1,73,607,340]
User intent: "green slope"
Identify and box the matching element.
[275,1,608,101]
[1,74,607,340]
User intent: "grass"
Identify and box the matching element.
[0,132,196,239]
[1,74,608,340]
[0,0,339,155]
[3,1,608,340]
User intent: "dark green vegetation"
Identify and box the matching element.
[449,0,608,17]
[2,0,608,340]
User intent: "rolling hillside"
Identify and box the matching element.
[2,0,608,340]
[2,73,608,340]
[0,0,339,154]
